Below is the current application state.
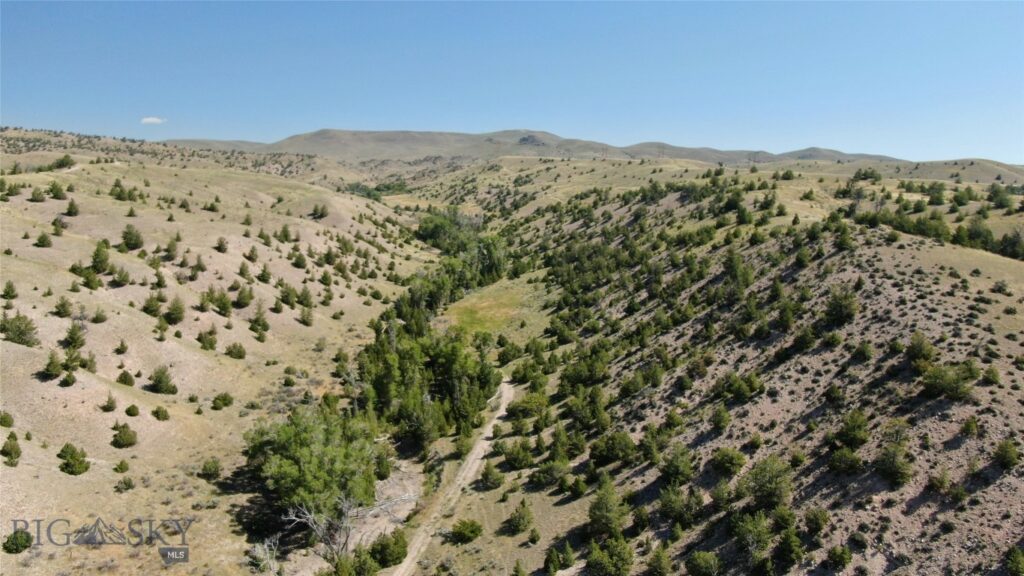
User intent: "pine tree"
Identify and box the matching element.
[121,224,143,250]
[164,296,185,325]
[479,459,504,489]
[42,350,64,379]
[63,322,86,350]
[505,499,533,534]
[588,476,626,537]
[91,242,109,273]
[647,544,672,576]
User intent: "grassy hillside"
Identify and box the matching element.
[0,132,433,575]
[1,128,1022,576]
[392,155,1023,575]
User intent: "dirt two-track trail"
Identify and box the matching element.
[388,379,514,576]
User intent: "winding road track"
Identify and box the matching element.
[388,379,514,576]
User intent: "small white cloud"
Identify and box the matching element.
[140,117,167,125]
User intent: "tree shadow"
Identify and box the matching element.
[215,462,309,556]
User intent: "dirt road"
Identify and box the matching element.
[388,379,514,576]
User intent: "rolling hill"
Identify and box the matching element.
[168,128,903,165]
[1,127,1022,576]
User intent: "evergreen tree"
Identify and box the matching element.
[121,224,144,250]
[42,350,64,379]
[588,476,627,538]
[91,242,109,273]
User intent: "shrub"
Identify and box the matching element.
[921,362,975,401]
[147,366,177,394]
[742,455,793,509]
[197,326,217,350]
[0,412,12,428]
[733,510,772,563]
[995,439,1020,470]
[711,403,730,432]
[706,480,731,513]
[505,499,533,534]
[906,332,936,374]
[804,506,830,535]
[125,404,139,417]
[212,392,234,410]
[875,442,913,487]
[121,224,144,250]
[114,476,135,493]
[1008,546,1024,576]
[776,527,805,568]
[199,457,221,481]
[2,433,21,466]
[152,406,170,421]
[827,545,852,569]
[448,519,482,544]
[686,551,722,576]
[647,544,672,576]
[336,548,379,574]
[981,366,1000,386]
[960,416,979,437]
[503,438,534,469]
[829,447,863,474]
[111,422,137,448]
[659,444,695,484]
[116,370,135,386]
[506,391,548,419]
[586,536,633,576]
[100,393,117,412]
[713,371,764,403]
[369,529,407,568]
[659,485,703,528]
[225,343,246,359]
[2,312,39,347]
[824,286,858,326]
[374,451,391,480]
[852,341,874,362]
[2,529,32,554]
[57,443,90,475]
[710,447,746,477]
[836,409,870,449]
[529,460,567,488]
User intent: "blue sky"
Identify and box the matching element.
[2,2,1022,162]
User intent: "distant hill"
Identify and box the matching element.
[167,129,903,164]
[162,139,265,153]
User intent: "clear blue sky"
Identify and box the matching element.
[2,2,1022,162]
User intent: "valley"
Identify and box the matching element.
[1,127,1023,576]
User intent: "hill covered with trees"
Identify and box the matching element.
[1,129,1022,576]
